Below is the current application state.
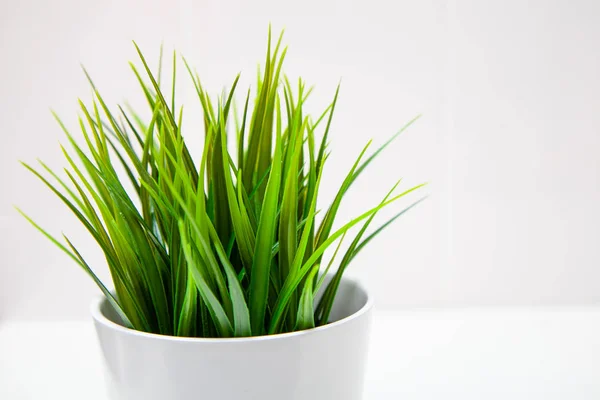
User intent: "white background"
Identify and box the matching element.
[1,0,600,321]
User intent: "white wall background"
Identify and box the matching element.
[1,0,599,320]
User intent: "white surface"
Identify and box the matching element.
[2,308,600,400]
[446,0,600,307]
[91,278,372,400]
[2,0,600,320]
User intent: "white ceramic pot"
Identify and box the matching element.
[91,277,373,400]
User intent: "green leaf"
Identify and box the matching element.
[316,84,340,173]
[269,182,427,333]
[15,207,138,330]
[316,180,402,324]
[249,118,283,335]
[353,115,421,180]
[314,140,372,251]
[219,117,255,271]
[206,219,252,337]
[179,220,234,337]
[350,196,429,262]
[295,265,318,331]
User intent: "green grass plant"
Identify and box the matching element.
[18,29,426,337]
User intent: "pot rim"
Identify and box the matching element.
[91,276,373,343]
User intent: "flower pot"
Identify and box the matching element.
[91,276,373,400]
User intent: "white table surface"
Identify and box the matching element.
[2,308,600,399]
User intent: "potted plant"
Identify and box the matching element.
[18,29,426,400]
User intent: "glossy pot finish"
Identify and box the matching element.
[91,277,373,400]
